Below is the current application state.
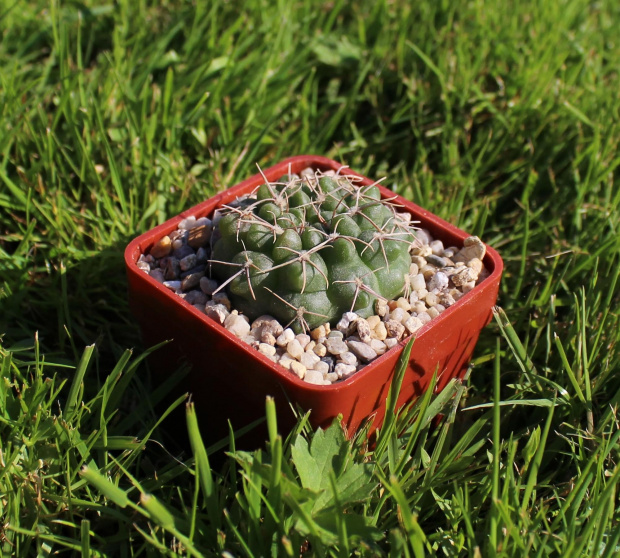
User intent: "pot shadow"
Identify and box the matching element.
[0,238,210,457]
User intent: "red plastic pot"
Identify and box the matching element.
[124,156,503,441]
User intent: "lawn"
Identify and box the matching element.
[1,0,619,555]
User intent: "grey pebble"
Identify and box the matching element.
[426,254,447,268]
[346,340,378,362]
[325,337,348,355]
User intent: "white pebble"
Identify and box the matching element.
[429,240,444,255]
[428,272,449,291]
[276,328,295,347]
[224,314,251,337]
[417,312,432,325]
[305,368,325,384]
[295,334,311,350]
[410,273,426,291]
[204,303,229,324]
[405,316,423,334]
[301,351,320,369]
[369,339,386,355]
[385,338,399,349]
[258,343,276,357]
[339,351,358,366]
[336,311,359,334]
[314,361,330,375]
[335,363,357,380]
[290,360,307,379]
[286,339,304,360]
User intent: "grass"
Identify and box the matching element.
[1,0,619,555]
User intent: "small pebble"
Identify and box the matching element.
[325,372,339,383]
[417,312,432,325]
[339,351,358,366]
[385,337,399,349]
[429,240,444,255]
[276,328,295,347]
[356,318,372,343]
[164,258,180,280]
[296,334,311,350]
[346,340,378,362]
[314,361,330,375]
[336,311,358,334]
[301,351,320,369]
[187,224,212,248]
[204,303,229,324]
[427,254,446,268]
[404,316,423,334]
[199,276,219,295]
[137,260,151,272]
[178,216,197,230]
[279,354,294,370]
[367,315,381,329]
[467,257,484,274]
[389,307,407,323]
[224,313,250,337]
[291,361,307,380]
[385,319,405,339]
[413,301,427,314]
[328,330,344,339]
[150,236,172,259]
[370,339,387,355]
[325,337,348,355]
[149,269,165,283]
[181,271,204,291]
[304,368,325,384]
[313,343,327,357]
[173,244,194,260]
[335,363,357,379]
[373,322,388,341]
[258,343,277,357]
[410,273,426,291]
[286,339,304,360]
[454,236,486,263]
[428,272,449,291]
[184,290,207,306]
[452,267,478,286]
[375,299,389,317]
[428,307,440,319]
[179,254,197,272]
[415,229,432,245]
[163,280,181,291]
[212,292,231,310]
[311,324,328,340]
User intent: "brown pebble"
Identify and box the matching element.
[187,225,212,248]
[151,236,172,258]
[356,318,372,343]
[385,319,405,339]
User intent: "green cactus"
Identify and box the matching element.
[209,169,417,332]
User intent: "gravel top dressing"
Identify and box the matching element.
[137,166,490,385]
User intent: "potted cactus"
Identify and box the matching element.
[125,156,503,441]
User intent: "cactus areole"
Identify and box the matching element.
[209,169,418,333]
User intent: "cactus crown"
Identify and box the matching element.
[209,166,418,332]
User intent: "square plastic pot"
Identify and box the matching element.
[124,156,503,442]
